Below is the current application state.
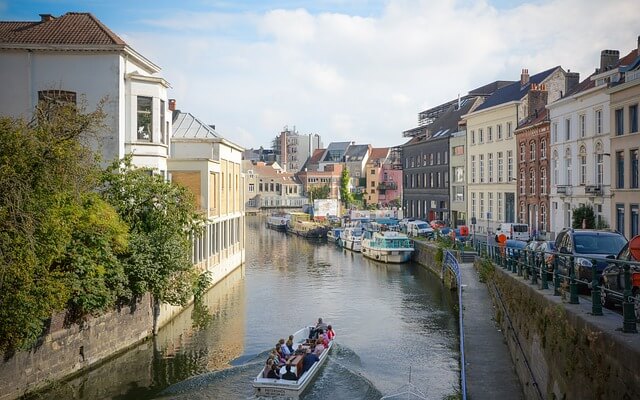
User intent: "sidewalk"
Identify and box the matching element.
[460,261,524,400]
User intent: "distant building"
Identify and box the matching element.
[297,164,343,200]
[364,147,403,208]
[449,127,468,227]
[272,126,322,173]
[0,12,171,173]
[242,160,307,210]
[243,147,277,163]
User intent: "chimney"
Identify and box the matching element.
[521,68,530,86]
[565,71,580,94]
[168,99,176,111]
[600,49,620,72]
[39,14,54,22]
[637,35,640,56]
[527,83,548,119]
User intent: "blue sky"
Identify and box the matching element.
[1,1,638,149]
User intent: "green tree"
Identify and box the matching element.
[307,185,330,200]
[99,156,206,331]
[572,204,596,229]
[339,168,353,207]
[0,99,118,351]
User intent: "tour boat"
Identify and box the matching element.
[267,214,290,231]
[286,212,329,239]
[252,326,334,399]
[361,230,414,263]
[340,227,364,252]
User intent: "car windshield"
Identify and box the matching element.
[513,225,528,232]
[574,234,627,255]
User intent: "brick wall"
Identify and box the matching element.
[0,295,153,400]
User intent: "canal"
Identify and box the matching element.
[33,216,460,399]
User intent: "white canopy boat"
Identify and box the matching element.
[252,326,334,399]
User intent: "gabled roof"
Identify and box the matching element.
[565,49,638,97]
[322,141,351,162]
[0,12,126,46]
[516,108,549,131]
[368,147,390,164]
[475,66,561,112]
[344,144,370,161]
[309,148,325,164]
[172,111,221,139]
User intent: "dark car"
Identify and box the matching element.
[600,236,640,318]
[554,229,628,286]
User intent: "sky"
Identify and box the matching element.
[1,1,639,150]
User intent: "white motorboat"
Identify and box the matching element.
[267,214,290,231]
[361,230,414,263]
[252,326,334,399]
[340,227,363,252]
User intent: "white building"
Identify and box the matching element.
[0,12,171,173]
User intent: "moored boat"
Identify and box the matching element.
[327,227,344,244]
[340,227,363,252]
[361,230,414,263]
[267,214,290,231]
[252,326,334,399]
[287,212,329,239]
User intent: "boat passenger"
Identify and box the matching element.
[314,341,325,356]
[301,348,320,374]
[280,339,292,358]
[263,359,274,378]
[266,363,281,379]
[309,317,328,339]
[286,338,295,354]
[282,365,298,381]
[275,344,287,364]
[326,325,336,340]
[318,332,329,347]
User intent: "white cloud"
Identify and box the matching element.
[124,0,640,149]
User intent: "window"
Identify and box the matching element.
[617,204,625,236]
[529,141,536,161]
[540,203,547,232]
[507,150,513,181]
[454,186,464,202]
[471,192,476,218]
[480,192,484,217]
[617,151,625,189]
[566,153,572,186]
[541,139,547,159]
[497,124,502,140]
[248,183,255,192]
[519,169,525,195]
[631,149,639,188]
[552,122,558,143]
[553,152,559,185]
[507,122,513,138]
[615,108,624,135]
[579,146,587,185]
[479,128,484,143]
[454,167,464,182]
[479,154,484,183]
[488,192,493,218]
[430,172,434,188]
[137,96,153,140]
[632,204,639,237]
[579,114,586,138]
[370,169,376,175]
[596,153,604,186]
[38,89,77,105]
[631,104,639,133]
[471,156,476,183]
[429,154,434,165]
[444,151,448,164]
[520,143,525,162]
[436,152,441,165]
[541,168,547,195]
[497,192,503,221]
[436,172,441,187]
[497,152,504,182]
[160,100,166,144]
[595,109,602,134]
[529,168,535,194]
[488,126,493,141]
[488,153,493,183]
[565,118,571,141]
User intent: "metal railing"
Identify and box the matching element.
[442,250,467,400]
[472,240,640,333]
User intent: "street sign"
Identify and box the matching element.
[471,217,477,225]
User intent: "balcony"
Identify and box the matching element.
[378,182,398,191]
[585,185,602,195]
[556,185,572,196]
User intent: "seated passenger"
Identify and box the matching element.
[263,359,274,378]
[274,344,287,364]
[309,317,328,339]
[286,338,295,354]
[301,348,320,374]
[318,333,329,347]
[282,365,298,381]
[314,341,325,356]
[326,325,336,340]
[266,363,281,379]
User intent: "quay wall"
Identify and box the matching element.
[411,240,457,290]
[0,253,245,400]
[477,258,640,400]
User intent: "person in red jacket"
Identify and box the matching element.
[326,325,336,340]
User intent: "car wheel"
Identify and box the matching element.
[601,283,614,308]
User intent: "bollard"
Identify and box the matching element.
[531,252,538,286]
[553,254,561,296]
[590,259,602,316]
[569,255,579,304]
[541,253,548,290]
[622,264,638,333]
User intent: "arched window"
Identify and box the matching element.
[520,143,526,162]
[595,141,604,186]
[540,167,547,195]
[579,145,587,185]
[529,168,536,194]
[520,169,525,195]
[530,141,536,161]
[552,150,559,185]
[565,147,572,185]
[540,203,547,232]
[541,139,547,159]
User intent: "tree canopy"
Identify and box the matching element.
[339,168,353,207]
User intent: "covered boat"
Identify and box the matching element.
[252,326,334,399]
[267,214,290,231]
[287,212,329,238]
[327,227,344,244]
[340,227,364,252]
[362,230,414,263]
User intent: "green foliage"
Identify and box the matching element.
[388,198,401,208]
[478,257,495,283]
[339,168,353,206]
[435,246,444,266]
[307,185,330,200]
[100,156,206,306]
[572,204,596,229]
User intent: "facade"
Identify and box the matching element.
[296,164,343,200]
[609,42,640,238]
[0,12,171,173]
[449,130,468,227]
[344,144,371,193]
[242,160,307,210]
[169,111,245,290]
[363,147,402,207]
[547,50,634,237]
[273,126,323,173]
[465,67,570,234]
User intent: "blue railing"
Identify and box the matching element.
[442,250,467,400]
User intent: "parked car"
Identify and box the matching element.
[537,240,556,276]
[406,220,434,237]
[430,220,446,230]
[494,223,530,242]
[554,228,628,286]
[600,236,640,316]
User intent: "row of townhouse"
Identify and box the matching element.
[401,36,640,240]
[0,13,246,299]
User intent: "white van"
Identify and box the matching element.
[495,223,530,242]
[407,220,434,237]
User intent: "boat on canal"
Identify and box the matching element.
[327,227,344,244]
[340,227,364,252]
[287,212,329,239]
[267,214,290,231]
[361,230,414,263]
[252,326,334,399]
